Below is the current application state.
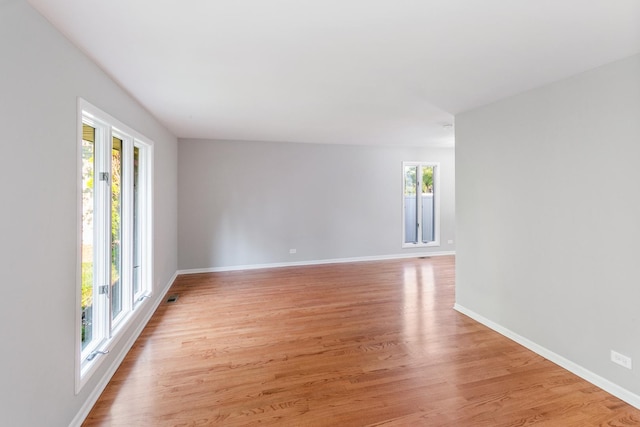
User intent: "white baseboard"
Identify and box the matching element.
[69,271,178,427]
[177,251,456,275]
[453,303,640,410]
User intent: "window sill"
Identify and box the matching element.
[402,241,440,249]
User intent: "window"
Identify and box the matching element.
[402,162,440,247]
[77,99,152,391]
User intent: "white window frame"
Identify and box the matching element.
[75,98,153,393]
[402,161,440,248]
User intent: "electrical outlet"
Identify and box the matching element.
[611,350,632,369]
[289,249,297,254]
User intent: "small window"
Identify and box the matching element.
[77,99,153,392]
[402,162,440,247]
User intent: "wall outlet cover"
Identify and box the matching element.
[611,350,632,369]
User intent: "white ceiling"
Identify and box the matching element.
[27,0,640,147]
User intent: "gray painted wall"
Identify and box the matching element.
[178,139,455,270]
[456,54,640,397]
[0,1,178,425]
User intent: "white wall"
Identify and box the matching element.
[178,139,455,270]
[456,54,640,400]
[0,1,178,425]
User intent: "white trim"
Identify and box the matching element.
[453,303,640,410]
[69,271,178,427]
[75,99,84,395]
[79,98,155,147]
[177,251,456,275]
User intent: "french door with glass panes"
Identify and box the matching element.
[402,162,440,247]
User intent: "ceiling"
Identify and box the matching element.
[27,0,640,147]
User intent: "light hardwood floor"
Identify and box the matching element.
[84,256,640,426]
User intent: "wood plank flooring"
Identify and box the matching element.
[83,256,640,426]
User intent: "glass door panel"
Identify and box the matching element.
[404,165,418,244]
[421,165,435,243]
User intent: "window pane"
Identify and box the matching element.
[132,146,141,296]
[111,137,123,319]
[81,124,95,350]
[404,165,418,244]
[78,101,154,391]
[421,166,435,243]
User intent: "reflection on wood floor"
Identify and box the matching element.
[84,256,640,426]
